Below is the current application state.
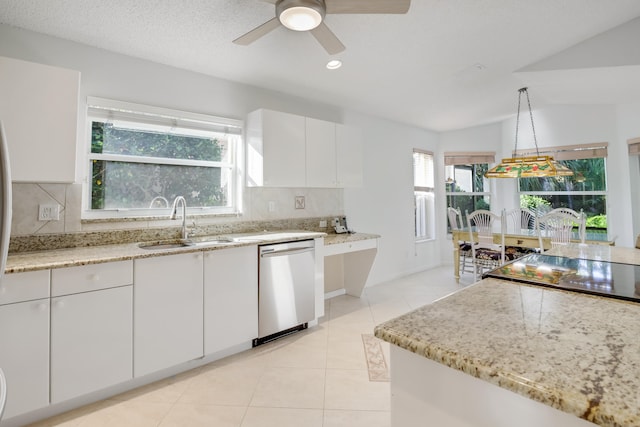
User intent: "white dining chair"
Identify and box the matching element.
[466,209,505,282]
[505,207,536,234]
[536,208,586,251]
[0,368,7,421]
[448,207,473,275]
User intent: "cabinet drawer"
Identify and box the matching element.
[51,260,133,296]
[0,270,50,305]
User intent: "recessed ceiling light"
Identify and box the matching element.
[326,59,342,70]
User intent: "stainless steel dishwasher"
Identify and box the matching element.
[255,239,315,345]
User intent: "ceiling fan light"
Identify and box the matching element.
[279,6,322,31]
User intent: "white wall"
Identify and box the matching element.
[342,111,439,284]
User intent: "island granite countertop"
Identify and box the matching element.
[375,244,640,427]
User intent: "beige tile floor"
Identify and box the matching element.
[29,265,472,427]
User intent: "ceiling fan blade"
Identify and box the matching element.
[233,17,281,46]
[310,22,345,55]
[325,0,410,14]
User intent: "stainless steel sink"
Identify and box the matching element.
[138,235,262,250]
[192,237,236,245]
[138,240,194,250]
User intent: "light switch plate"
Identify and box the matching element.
[295,196,305,209]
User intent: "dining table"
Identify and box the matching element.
[451,228,614,282]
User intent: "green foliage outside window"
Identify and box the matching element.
[518,158,607,230]
[91,122,228,210]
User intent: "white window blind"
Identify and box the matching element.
[87,97,243,136]
[444,151,495,166]
[413,149,434,191]
[515,142,608,160]
[628,137,640,155]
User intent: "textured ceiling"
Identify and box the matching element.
[1,0,640,131]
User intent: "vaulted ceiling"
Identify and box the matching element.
[2,0,640,131]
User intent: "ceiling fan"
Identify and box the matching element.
[233,0,411,55]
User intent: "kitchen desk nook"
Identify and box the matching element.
[375,244,640,427]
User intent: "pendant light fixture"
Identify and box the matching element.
[485,87,573,178]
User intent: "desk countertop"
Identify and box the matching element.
[375,244,640,426]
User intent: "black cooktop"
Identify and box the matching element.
[483,253,640,303]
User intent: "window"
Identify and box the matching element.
[517,143,608,234]
[86,97,242,217]
[444,152,494,231]
[413,149,435,240]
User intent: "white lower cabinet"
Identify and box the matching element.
[0,270,50,419]
[134,252,204,377]
[50,285,133,403]
[204,246,258,354]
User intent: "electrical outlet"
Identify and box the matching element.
[319,220,327,228]
[38,204,60,221]
[295,196,305,209]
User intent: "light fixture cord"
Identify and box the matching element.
[514,88,523,156]
[524,87,540,156]
[514,87,540,157]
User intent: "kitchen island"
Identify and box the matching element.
[375,244,640,427]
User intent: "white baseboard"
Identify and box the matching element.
[324,288,346,299]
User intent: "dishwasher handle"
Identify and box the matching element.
[260,247,314,258]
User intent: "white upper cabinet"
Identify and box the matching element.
[336,124,363,187]
[0,56,80,183]
[306,117,337,188]
[247,109,306,187]
[246,108,362,188]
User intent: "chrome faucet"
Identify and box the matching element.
[170,196,188,240]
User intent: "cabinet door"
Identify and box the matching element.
[203,246,258,354]
[51,285,133,403]
[134,252,204,377]
[0,56,79,183]
[306,117,337,187]
[0,299,50,419]
[336,124,363,187]
[247,109,306,187]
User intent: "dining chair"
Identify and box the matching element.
[536,208,586,251]
[503,207,540,260]
[447,207,473,275]
[466,209,505,282]
[0,368,7,421]
[505,207,536,234]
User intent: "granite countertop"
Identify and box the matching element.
[375,244,640,427]
[5,230,381,274]
[5,230,326,274]
[323,232,380,245]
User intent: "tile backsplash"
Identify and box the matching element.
[11,182,344,239]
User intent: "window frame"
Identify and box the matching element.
[444,152,495,232]
[517,143,608,233]
[84,97,243,219]
[413,149,435,242]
